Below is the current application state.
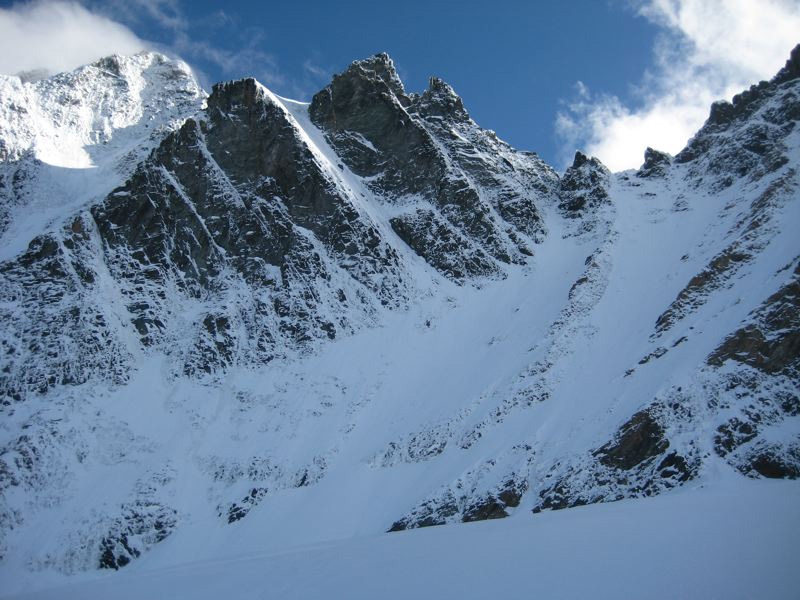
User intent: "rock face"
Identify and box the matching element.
[706,260,800,479]
[310,53,558,280]
[595,410,670,470]
[708,261,800,378]
[557,151,612,235]
[91,77,412,374]
[0,52,205,249]
[637,147,672,178]
[1,46,800,581]
[675,44,800,188]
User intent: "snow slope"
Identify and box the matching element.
[1,48,799,597]
[7,479,799,600]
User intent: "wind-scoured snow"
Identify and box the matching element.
[0,51,205,260]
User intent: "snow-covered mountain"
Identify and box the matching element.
[0,52,205,261]
[0,46,798,597]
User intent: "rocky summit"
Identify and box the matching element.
[0,46,799,595]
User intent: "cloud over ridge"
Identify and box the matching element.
[556,0,800,171]
[0,1,146,78]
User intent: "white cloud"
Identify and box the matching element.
[119,0,185,32]
[556,0,800,172]
[0,1,147,78]
[0,1,285,92]
[302,59,330,81]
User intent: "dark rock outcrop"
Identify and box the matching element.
[675,44,800,187]
[461,480,526,523]
[708,261,800,377]
[310,53,557,278]
[637,147,672,178]
[595,410,669,470]
[558,151,611,219]
[223,487,268,524]
[533,405,697,513]
[98,501,177,570]
[389,487,522,530]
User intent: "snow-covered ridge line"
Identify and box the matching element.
[0,46,799,594]
[0,51,204,167]
[0,51,206,261]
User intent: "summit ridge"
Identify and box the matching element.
[0,46,799,595]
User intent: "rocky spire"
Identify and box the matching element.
[773,43,800,85]
[675,44,800,176]
[637,147,672,178]
[310,53,415,133]
[558,151,611,217]
[348,52,407,98]
[411,76,469,121]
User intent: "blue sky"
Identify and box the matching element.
[1,0,799,170]
[87,0,662,167]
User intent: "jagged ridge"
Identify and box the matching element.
[0,46,799,586]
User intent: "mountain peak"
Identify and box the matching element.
[81,50,197,86]
[309,52,414,137]
[412,76,469,121]
[569,150,606,171]
[2,47,800,594]
[774,43,800,84]
[675,43,800,175]
[426,76,456,95]
[558,151,611,218]
[209,77,263,109]
[354,51,394,69]
[0,49,203,168]
[637,147,672,178]
[341,52,407,98]
[0,48,205,256]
